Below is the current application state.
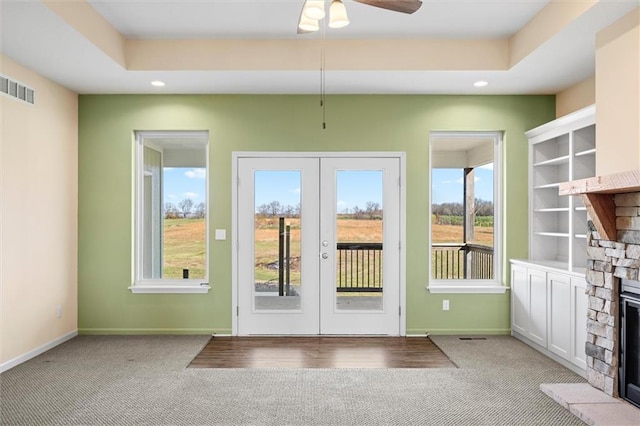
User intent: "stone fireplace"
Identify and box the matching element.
[560,171,640,405]
[584,192,640,397]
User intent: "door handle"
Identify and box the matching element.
[321,253,329,259]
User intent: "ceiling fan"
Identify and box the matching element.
[297,0,423,33]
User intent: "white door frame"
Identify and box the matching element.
[231,152,406,336]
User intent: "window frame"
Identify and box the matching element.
[131,130,211,294]
[427,131,506,294]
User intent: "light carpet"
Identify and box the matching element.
[0,335,586,425]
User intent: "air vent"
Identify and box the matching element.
[0,74,35,105]
[458,337,487,341]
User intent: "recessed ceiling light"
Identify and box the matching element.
[151,80,165,87]
[474,80,489,87]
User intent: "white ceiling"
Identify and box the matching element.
[87,0,546,40]
[1,0,638,95]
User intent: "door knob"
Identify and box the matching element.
[321,253,329,259]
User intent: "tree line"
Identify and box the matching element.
[432,198,493,216]
[256,201,301,217]
[164,199,206,219]
[255,200,383,220]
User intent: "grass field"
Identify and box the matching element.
[163,218,206,279]
[161,216,494,281]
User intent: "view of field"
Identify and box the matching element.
[161,215,494,281]
[431,215,494,246]
[162,218,207,279]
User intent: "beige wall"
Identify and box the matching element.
[1,55,78,367]
[595,8,640,176]
[556,76,595,118]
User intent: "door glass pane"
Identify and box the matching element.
[254,171,302,310]
[335,171,383,311]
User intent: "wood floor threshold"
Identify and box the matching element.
[188,336,457,369]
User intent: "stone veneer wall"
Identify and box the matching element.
[585,192,640,396]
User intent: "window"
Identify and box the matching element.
[132,131,210,293]
[428,132,505,293]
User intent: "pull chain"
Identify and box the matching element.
[321,48,326,129]
[320,24,326,130]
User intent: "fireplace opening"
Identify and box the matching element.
[619,279,640,409]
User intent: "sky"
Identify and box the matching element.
[161,165,493,211]
[254,170,383,213]
[163,167,207,207]
[431,164,494,204]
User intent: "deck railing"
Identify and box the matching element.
[431,243,494,279]
[336,242,383,292]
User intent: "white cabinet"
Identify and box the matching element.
[511,264,528,335]
[510,260,587,375]
[526,105,595,274]
[570,276,588,369]
[548,272,571,359]
[528,268,548,346]
[510,264,547,347]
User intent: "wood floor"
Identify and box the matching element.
[188,336,457,368]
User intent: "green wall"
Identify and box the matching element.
[78,94,554,335]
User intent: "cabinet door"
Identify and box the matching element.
[528,268,548,346]
[548,272,571,360]
[511,264,529,335]
[570,276,588,369]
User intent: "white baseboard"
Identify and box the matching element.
[0,330,78,373]
[511,331,586,378]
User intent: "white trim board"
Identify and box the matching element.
[0,330,77,373]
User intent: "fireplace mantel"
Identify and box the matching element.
[559,170,640,241]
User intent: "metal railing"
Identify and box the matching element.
[336,242,383,292]
[432,243,494,279]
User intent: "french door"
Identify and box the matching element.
[235,154,402,335]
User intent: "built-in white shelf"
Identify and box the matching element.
[535,232,570,238]
[535,208,570,213]
[526,105,595,274]
[575,148,596,157]
[534,183,562,190]
[533,155,571,167]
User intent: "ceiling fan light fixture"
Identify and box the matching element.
[329,0,349,28]
[303,0,326,20]
[298,14,320,32]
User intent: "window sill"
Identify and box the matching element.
[427,282,509,294]
[129,285,211,294]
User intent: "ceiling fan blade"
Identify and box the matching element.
[354,0,422,14]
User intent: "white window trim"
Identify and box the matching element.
[427,131,505,294]
[129,282,211,294]
[132,131,211,294]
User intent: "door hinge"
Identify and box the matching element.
[236,306,239,316]
[399,306,402,316]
